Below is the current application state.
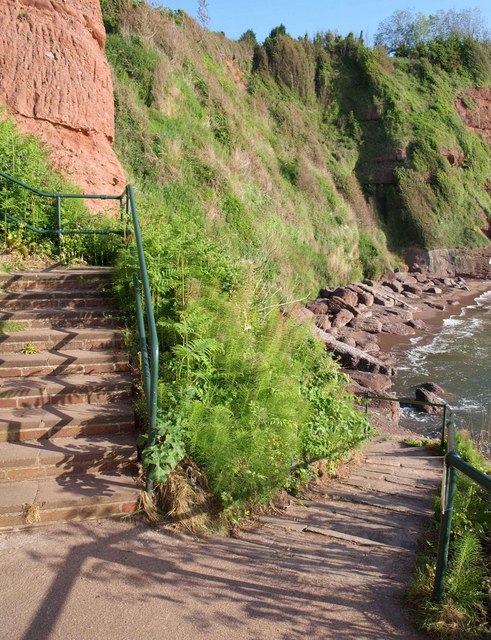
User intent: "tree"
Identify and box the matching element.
[375,9,431,55]
[239,29,258,47]
[375,8,490,56]
[197,0,209,30]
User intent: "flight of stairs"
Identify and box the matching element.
[0,267,139,529]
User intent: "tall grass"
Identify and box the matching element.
[0,117,121,264]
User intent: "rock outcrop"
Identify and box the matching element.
[456,87,491,147]
[0,0,125,201]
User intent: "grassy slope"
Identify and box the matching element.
[96,2,491,519]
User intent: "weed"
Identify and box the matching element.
[20,342,39,355]
[0,320,26,333]
[22,501,45,524]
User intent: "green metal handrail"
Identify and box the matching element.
[0,170,124,252]
[125,185,159,494]
[433,415,491,602]
[362,391,490,601]
[0,171,159,494]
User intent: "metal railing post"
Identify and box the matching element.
[0,172,159,497]
[433,461,457,601]
[56,196,62,255]
[441,404,447,450]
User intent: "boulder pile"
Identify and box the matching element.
[296,269,470,398]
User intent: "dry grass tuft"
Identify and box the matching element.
[22,501,45,524]
[155,459,221,535]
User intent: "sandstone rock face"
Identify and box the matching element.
[0,0,125,202]
[456,87,491,147]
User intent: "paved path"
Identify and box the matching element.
[0,438,442,640]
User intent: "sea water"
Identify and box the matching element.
[390,289,491,444]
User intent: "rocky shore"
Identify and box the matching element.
[293,267,491,433]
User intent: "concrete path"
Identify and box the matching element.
[0,438,442,640]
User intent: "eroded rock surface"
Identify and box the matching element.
[0,0,125,200]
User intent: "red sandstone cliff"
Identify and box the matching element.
[0,0,125,199]
[456,87,491,147]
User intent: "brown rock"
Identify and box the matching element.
[419,382,446,397]
[385,307,414,322]
[403,284,423,296]
[314,328,394,376]
[338,335,357,347]
[289,306,314,324]
[0,0,125,204]
[332,309,355,328]
[373,293,394,307]
[425,301,446,311]
[332,287,359,308]
[349,317,383,334]
[342,370,394,394]
[380,319,416,336]
[415,387,445,414]
[315,315,331,331]
[408,318,428,330]
[349,286,374,306]
[383,280,404,293]
[306,301,330,315]
[425,286,443,295]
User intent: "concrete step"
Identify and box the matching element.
[0,308,121,329]
[0,400,135,441]
[0,471,139,529]
[0,434,137,480]
[0,349,129,378]
[0,307,120,329]
[0,268,114,292]
[0,291,114,311]
[0,372,133,409]
[0,327,124,353]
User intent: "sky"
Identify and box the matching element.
[160,1,491,43]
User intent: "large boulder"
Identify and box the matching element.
[314,327,395,376]
[342,370,394,394]
[331,287,359,308]
[415,386,446,414]
[332,309,355,328]
[380,319,416,336]
[314,315,332,331]
[0,0,125,201]
[289,306,314,324]
[349,317,383,334]
[306,300,330,315]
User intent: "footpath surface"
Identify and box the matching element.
[0,438,442,640]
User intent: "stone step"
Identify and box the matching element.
[0,308,121,329]
[0,327,124,353]
[0,291,114,311]
[0,400,134,441]
[0,349,129,378]
[0,434,137,480]
[0,373,133,409]
[0,471,139,529]
[0,268,114,292]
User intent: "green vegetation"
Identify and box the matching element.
[114,208,369,520]
[1,0,490,534]
[407,432,491,638]
[97,0,491,525]
[0,320,26,333]
[0,118,121,265]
